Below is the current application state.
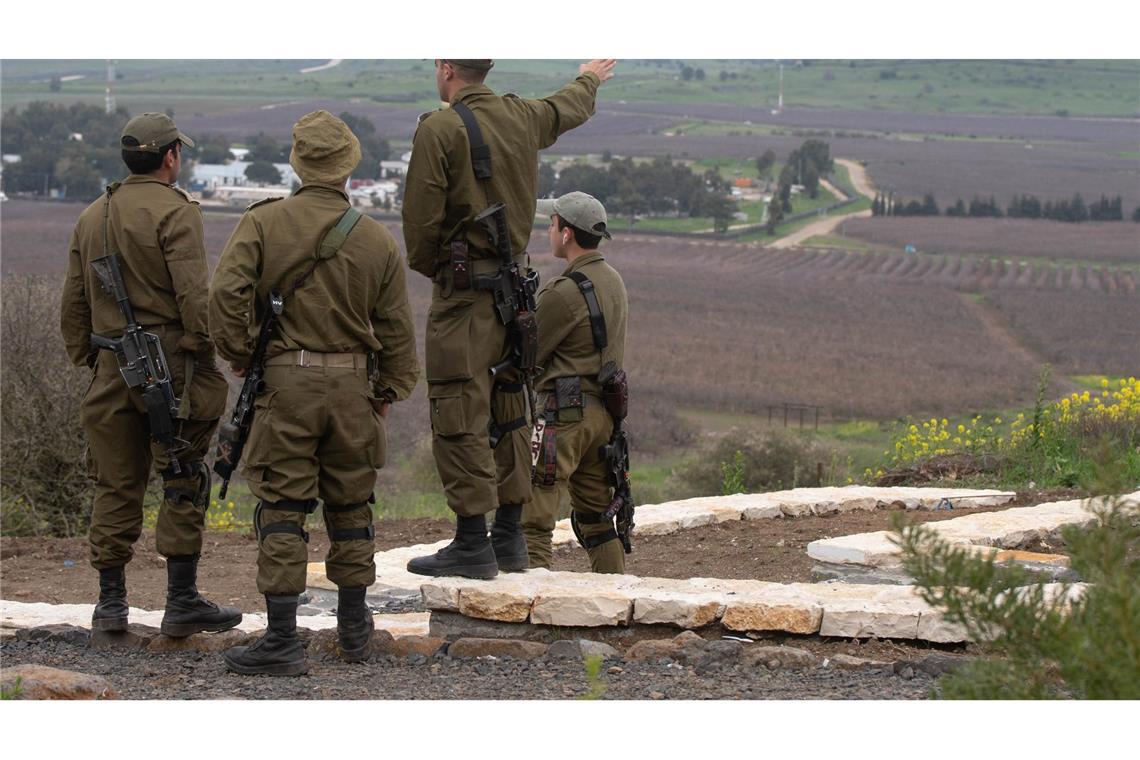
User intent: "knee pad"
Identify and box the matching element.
[254,499,318,545]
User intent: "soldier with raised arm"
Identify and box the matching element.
[402,58,616,579]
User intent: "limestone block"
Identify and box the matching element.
[1,665,116,700]
[531,590,631,627]
[806,531,899,567]
[916,612,970,644]
[632,592,724,628]
[579,640,622,659]
[779,501,815,518]
[742,503,783,520]
[447,637,547,659]
[827,654,890,669]
[306,562,336,591]
[819,600,922,639]
[721,600,822,634]
[625,639,681,662]
[457,585,533,623]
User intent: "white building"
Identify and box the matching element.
[379,160,408,178]
[192,161,299,190]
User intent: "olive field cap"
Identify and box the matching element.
[289,109,362,184]
[444,59,494,71]
[120,113,195,152]
[536,191,612,240]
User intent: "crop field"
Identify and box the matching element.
[9,200,1136,431]
[836,217,1140,266]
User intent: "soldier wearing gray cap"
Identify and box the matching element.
[526,192,629,573]
[60,112,240,638]
[402,58,617,579]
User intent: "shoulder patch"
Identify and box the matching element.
[246,196,284,211]
[171,185,200,205]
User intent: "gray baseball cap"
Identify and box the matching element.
[536,191,612,240]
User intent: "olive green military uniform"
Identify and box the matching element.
[60,175,229,570]
[525,251,628,572]
[403,72,601,520]
[209,185,418,596]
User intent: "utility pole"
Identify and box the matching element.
[105,60,116,115]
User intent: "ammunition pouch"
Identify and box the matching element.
[322,496,376,542]
[254,498,319,544]
[554,376,584,423]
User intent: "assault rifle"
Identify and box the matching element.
[89,252,186,475]
[474,203,539,380]
[213,291,284,498]
[598,362,634,553]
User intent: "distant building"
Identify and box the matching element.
[2,154,21,164]
[192,161,299,190]
[379,160,408,178]
[209,185,293,206]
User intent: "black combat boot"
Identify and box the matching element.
[406,515,498,579]
[336,586,374,663]
[92,565,129,632]
[160,555,243,637]
[489,502,529,572]
[223,595,309,676]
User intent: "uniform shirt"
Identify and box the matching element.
[208,183,419,402]
[534,251,628,396]
[402,72,601,278]
[61,174,212,367]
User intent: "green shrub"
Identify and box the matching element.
[669,427,844,498]
[893,489,1140,699]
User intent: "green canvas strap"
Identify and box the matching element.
[284,207,363,298]
[317,207,363,260]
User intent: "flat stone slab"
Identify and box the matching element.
[414,570,1082,643]
[0,600,429,637]
[308,487,1016,598]
[806,491,1139,569]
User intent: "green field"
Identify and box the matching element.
[4,59,1137,118]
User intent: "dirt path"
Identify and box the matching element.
[955,293,1080,395]
[766,159,876,250]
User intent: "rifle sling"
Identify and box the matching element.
[567,272,608,353]
[284,207,363,298]
[451,101,492,181]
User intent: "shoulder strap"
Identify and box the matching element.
[283,207,363,297]
[451,101,492,181]
[568,271,608,353]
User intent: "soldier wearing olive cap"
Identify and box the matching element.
[60,112,241,638]
[210,110,418,676]
[402,58,617,579]
[525,192,629,573]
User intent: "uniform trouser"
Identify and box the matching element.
[242,364,385,595]
[523,398,625,574]
[425,284,532,518]
[82,349,226,571]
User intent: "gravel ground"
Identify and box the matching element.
[0,635,939,700]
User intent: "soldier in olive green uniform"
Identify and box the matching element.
[209,111,418,676]
[402,58,616,578]
[60,113,242,637]
[525,192,628,573]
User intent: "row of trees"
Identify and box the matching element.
[873,191,1135,222]
[543,155,739,232]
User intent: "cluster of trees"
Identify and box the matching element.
[1,101,131,200]
[545,155,739,232]
[874,191,1134,223]
[766,139,834,233]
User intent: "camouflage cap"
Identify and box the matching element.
[537,191,612,240]
[444,59,494,72]
[121,112,195,152]
[289,110,362,184]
